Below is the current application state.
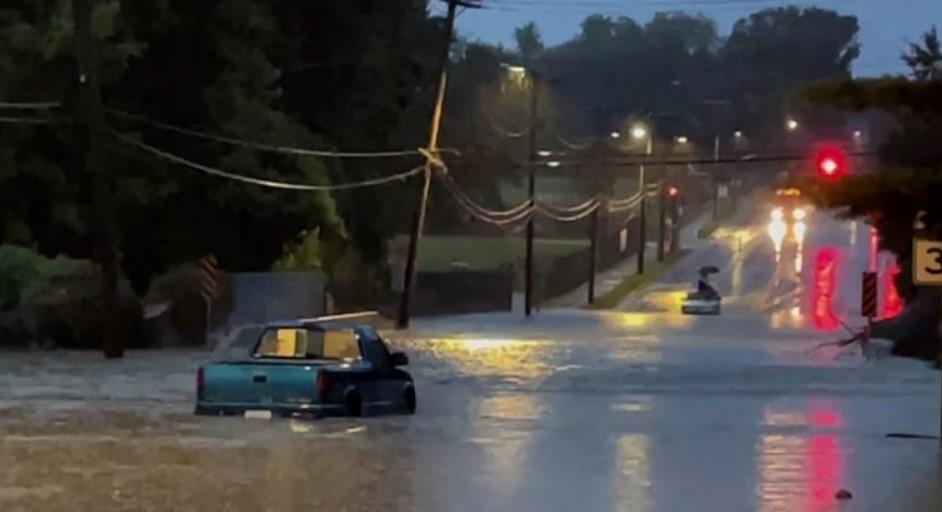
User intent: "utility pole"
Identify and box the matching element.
[524,73,540,316]
[397,0,477,328]
[657,181,667,262]
[587,173,601,305]
[713,134,720,222]
[636,137,652,275]
[74,0,121,358]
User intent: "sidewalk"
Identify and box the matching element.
[547,211,713,308]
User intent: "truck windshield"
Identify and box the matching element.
[254,328,361,361]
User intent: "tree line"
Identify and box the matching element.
[0,2,883,332]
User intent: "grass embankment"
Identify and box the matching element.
[588,249,691,309]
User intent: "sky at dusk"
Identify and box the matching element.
[433,0,942,76]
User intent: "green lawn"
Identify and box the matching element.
[417,236,588,272]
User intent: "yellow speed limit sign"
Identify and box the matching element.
[913,238,942,285]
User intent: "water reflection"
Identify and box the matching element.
[769,219,787,263]
[474,395,540,497]
[793,221,806,274]
[426,337,553,379]
[615,434,651,510]
[811,248,840,331]
[758,404,846,512]
[883,261,903,319]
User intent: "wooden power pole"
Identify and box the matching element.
[74,0,122,358]
[397,0,481,329]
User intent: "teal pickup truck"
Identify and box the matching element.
[196,319,415,418]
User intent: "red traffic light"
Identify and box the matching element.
[668,186,679,197]
[814,144,848,181]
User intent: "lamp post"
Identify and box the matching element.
[633,124,652,275]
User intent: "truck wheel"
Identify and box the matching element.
[344,392,362,417]
[403,388,417,415]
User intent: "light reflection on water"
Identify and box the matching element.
[758,404,846,512]
[616,434,652,511]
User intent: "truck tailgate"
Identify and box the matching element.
[200,361,322,409]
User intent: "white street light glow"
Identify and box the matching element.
[537,150,552,157]
[675,136,689,144]
[610,131,621,139]
[786,118,799,131]
[546,161,561,168]
[631,126,648,140]
[734,131,743,138]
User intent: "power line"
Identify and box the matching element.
[0,116,58,125]
[0,101,62,110]
[109,109,425,159]
[111,130,423,191]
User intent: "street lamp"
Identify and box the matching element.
[610,131,621,139]
[675,136,689,145]
[734,130,743,139]
[786,118,799,131]
[537,150,552,157]
[631,125,649,140]
[546,160,561,168]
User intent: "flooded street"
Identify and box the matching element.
[2,210,941,511]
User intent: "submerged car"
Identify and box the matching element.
[195,318,415,418]
[681,291,722,315]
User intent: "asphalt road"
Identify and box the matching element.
[1,201,940,511]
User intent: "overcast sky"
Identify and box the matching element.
[433,0,942,76]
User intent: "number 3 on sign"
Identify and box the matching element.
[913,239,942,285]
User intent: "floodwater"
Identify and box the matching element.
[1,209,940,511]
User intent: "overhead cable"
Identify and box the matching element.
[0,116,57,125]
[538,195,601,215]
[536,202,601,222]
[0,101,62,110]
[489,115,530,139]
[111,130,422,191]
[109,109,425,159]
[437,171,534,218]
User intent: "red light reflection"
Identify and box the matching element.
[812,248,840,331]
[869,227,878,272]
[883,261,903,319]
[806,435,843,512]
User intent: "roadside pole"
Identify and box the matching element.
[636,137,652,275]
[524,73,540,317]
[74,0,121,358]
[198,255,221,347]
[398,0,479,328]
[712,134,720,222]
[657,180,667,262]
[587,205,598,305]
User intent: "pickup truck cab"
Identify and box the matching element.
[195,320,415,418]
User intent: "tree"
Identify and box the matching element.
[514,22,543,61]
[903,26,942,81]
[801,27,942,362]
[0,1,344,306]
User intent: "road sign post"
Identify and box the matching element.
[198,255,221,346]
[912,238,942,447]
